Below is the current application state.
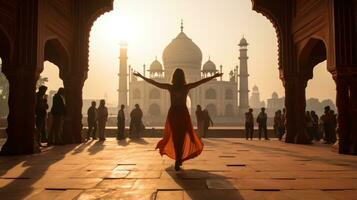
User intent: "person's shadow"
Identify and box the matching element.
[87,140,105,155]
[165,168,243,200]
[129,138,149,145]
[117,138,130,146]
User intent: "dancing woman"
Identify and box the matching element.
[133,68,222,171]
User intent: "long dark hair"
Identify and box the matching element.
[171,68,186,87]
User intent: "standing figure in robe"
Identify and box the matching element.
[134,68,222,171]
[129,104,144,139]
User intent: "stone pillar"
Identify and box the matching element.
[284,76,310,144]
[334,76,351,154]
[62,77,85,144]
[350,78,357,154]
[1,69,38,155]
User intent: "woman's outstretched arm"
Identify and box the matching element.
[187,73,223,89]
[133,72,170,90]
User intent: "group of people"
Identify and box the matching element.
[86,100,109,141]
[116,104,145,140]
[35,86,65,147]
[306,106,337,144]
[271,106,337,144]
[245,107,270,140]
[87,103,145,141]
[195,105,213,138]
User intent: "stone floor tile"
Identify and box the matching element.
[96,179,136,189]
[156,190,184,200]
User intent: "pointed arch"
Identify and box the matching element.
[133,89,141,99]
[299,38,327,79]
[205,88,217,99]
[149,88,160,99]
[206,104,217,117]
[44,38,70,79]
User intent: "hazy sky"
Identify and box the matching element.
[42,0,336,105]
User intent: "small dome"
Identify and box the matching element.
[272,92,278,99]
[239,37,248,46]
[202,58,217,71]
[162,31,202,68]
[252,85,258,91]
[149,59,163,71]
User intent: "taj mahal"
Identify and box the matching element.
[118,23,250,124]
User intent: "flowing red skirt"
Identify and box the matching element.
[156,106,204,162]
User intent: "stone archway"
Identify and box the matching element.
[148,103,161,116]
[287,38,329,144]
[0,28,10,119]
[206,104,217,117]
[44,39,69,79]
[205,88,216,99]
[133,89,141,99]
[225,104,234,117]
[149,89,160,99]
[225,89,233,100]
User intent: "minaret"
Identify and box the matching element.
[238,37,249,112]
[118,41,128,108]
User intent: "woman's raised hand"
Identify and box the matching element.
[133,71,143,78]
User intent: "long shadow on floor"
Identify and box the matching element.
[237,142,357,167]
[129,138,149,145]
[87,140,105,155]
[117,138,130,146]
[0,145,76,199]
[165,168,243,200]
[72,140,95,155]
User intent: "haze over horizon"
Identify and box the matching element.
[41,0,336,105]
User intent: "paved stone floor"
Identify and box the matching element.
[1,138,357,200]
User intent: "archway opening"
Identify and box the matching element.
[149,89,160,99]
[43,39,68,108]
[205,88,217,100]
[300,38,336,143]
[148,103,161,117]
[300,39,336,115]
[87,0,280,127]
[206,104,217,118]
[225,104,234,117]
[0,58,9,125]
[0,29,11,128]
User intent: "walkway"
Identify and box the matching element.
[0,138,357,200]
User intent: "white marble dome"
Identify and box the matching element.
[202,58,217,71]
[149,59,163,71]
[162,31,202,69]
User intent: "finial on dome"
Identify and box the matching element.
[208,55,211,60]
[180,19,184,32]
[155,56,158,60]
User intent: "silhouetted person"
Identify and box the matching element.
[129,104,144,139]
[310,111,319,141]
[257,107,268,140]
[202,109,213,138]
[97,99,108,141]
[321,106,333,144]
[134,68,222,171]
[274,110,284,141]
[306,111,314,142]
[48,87,65,145]
[35,85,48,147]
[282,108,286,137]
[245,108,254,140]
[117,104,126,140]
[195,105,204,138]
[330,110,337,144]
[87,101,98,140]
